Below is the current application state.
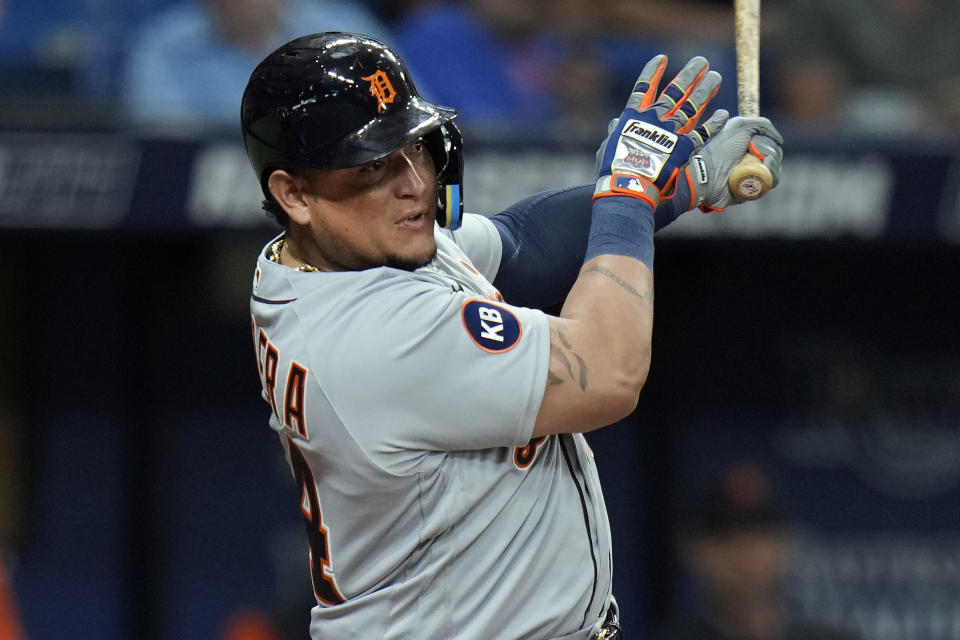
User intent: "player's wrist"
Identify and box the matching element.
[583,195,655,271]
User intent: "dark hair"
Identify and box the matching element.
[261,196,289,227]
[260,165,312,228]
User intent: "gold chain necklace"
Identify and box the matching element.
[270,237,320,272]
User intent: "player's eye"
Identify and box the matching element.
[411,138,425,153]
[360,159,386,173]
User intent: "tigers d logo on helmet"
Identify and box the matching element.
[362,70,397,113]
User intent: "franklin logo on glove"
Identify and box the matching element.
[622,120,677,152]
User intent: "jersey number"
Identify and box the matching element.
[287,436,345,606]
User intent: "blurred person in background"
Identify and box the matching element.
[663,463,857,640]
[390,0,566,128]
[121,0,394,133]
[767,0,960,136]
[595,0,739,116]
[390,0,616,134]
[390,0,738,135]
[0,0,102,112]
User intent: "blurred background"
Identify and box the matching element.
[1,0,959,639]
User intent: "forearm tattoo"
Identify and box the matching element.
[549,325,588,391]
[581,264,654,306]
[547,266,650,390]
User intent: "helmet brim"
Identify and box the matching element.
[304,97,458,170]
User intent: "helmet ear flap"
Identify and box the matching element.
[438,184,463,230]
[426,122,464,229]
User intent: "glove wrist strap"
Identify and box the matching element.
[593,174,660,210]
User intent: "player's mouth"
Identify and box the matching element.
[396,209,431,231]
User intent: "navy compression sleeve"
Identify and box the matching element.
[490,184,687,310]
[490,185,593,311]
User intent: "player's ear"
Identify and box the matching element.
[268,170,312,226]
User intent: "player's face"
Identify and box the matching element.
[299,139,439,272]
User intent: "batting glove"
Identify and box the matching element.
[594,55,729,210]
[675,116,784,213]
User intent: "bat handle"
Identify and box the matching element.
[727,151,773,200]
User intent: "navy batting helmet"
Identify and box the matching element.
[241,32,464,228]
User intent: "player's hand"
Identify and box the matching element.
[594,55,729,210]
[676,115,784,212]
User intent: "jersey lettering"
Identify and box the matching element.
[514,436,548,469]
[256,327,267,375]
[263,342,280,422]
[287,437,345,606]
[254,325,311,438]
[285,362,308,438]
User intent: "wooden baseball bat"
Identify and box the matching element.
[727,0,773,200]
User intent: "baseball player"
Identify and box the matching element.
[243,32,783,640]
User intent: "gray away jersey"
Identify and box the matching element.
[249,214,613,640]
